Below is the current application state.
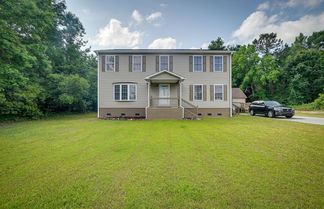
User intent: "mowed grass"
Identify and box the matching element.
[0,114,323,209]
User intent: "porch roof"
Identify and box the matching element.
[144,71,185,83]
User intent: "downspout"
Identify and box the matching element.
[97,52,100,118]
[145,81,150,119]
[229,52,233,117]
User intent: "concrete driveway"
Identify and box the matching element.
[241,114,324,125]
[271,115,324,125]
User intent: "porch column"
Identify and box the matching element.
[147,81,151,107]
[179,81,184,118]
[179,81,182,107]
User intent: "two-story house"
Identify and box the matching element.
[95,49,233,119]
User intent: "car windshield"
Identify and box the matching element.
[264,101,282,106]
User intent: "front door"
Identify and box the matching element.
[159,84,170,106]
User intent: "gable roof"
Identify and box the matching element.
[144,71,185,82]
[232,88,247,99]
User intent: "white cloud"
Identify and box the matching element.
[257,2,270,10]
[93,19,142,48]
[233,11,324,43]
[160,3,168,8]
[201,42,209,49]
[148,37,177,49]
[131,10,143,23]
[146,12,162,22]
[286,0,323,8]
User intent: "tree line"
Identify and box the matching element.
[1,0,323,120]
[208,32,324,105]
[0,0,96,120]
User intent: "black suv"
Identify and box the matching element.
[249,101,295,118]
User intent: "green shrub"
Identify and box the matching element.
[292,93,324,111]
[312,94,324,110]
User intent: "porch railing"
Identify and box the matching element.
[181,99,199,119]
[150,97,180,107]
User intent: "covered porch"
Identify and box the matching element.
[144,71,185,119]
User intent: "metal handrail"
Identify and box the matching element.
[181,98,198,108]
[181,99,199,118]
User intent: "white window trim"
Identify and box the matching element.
[113,83,137,101]
[214,84,224,101]
[213,55,223,72]
[132,55,142,72]
[105,55,115,72]
[159,55,169,71]
[193,55,203,72]
[193,84,203,101]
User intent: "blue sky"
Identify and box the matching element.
[66,0,324,50]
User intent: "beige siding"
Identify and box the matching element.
[99,53,231,110]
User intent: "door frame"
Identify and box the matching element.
[158,84,170,106]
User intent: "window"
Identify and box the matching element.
[132,55,142,72]
[114,84,137,101]
[194,85,203,101]
[193,56,202,72]
[214,84,223,100]
[214,56,223,72]
[129,84,136,100]
[106,55,115,72]
[114,85,120,100]
[121,85,128,100]
[160,55,169,71]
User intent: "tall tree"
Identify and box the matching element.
[208,37,226,50]
[232,45,261,100]
[307,31,324,49]
[252,33,283,56]
[0,0,97,120]
[281,49,324,104]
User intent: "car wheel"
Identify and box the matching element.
[268,110,275,118]
[285,115,293,118]
[250,109,255,116]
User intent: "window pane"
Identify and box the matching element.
[106,56,115,72]
[214,56,223,72]
[194,85,202,100]
[215,85,223,100]
[160,56,169,71]
[114,85,120,100]
[194,56,202,72]
[107,56,114,63]
[129,85,136,100]
[133,56,142,72]
[107,64,114,71]
[121,85,128,100]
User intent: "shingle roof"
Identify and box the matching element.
[232,88,247,99]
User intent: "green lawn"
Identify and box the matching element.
[0,114,323,209]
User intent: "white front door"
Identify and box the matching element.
[159,84,170,106]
